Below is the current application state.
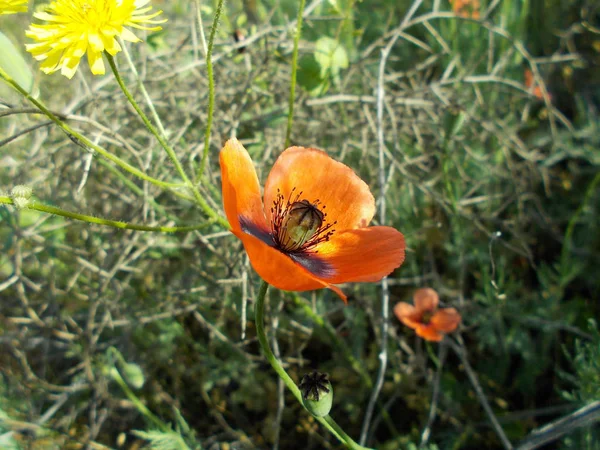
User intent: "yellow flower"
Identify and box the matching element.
[0,0,28,15]
[25,0,166,79]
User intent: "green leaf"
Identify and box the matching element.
[132,429,193,450]
[297,54,328,96]
[0,31,35,96]
[314,37,348,85]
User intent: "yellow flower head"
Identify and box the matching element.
[0,0,28,15]
[25,0,166,79]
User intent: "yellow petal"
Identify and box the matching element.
[119,27,140,43]
[88,33,105,53]
[61,53,83,79]
[88,51,105,75]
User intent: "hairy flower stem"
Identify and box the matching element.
[119,41,168,138]
[198,0,225,181]
[106,54,229,230]
[0,67,179,191]
[284,0,306,147]
[0,196,211,233]
[254,280,374,450]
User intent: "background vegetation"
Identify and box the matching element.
[1,0,599,449]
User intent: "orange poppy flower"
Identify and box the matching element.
[524,69,550,101]
[450,0,480,19]
[394,288,461,341]
[219,138,406,302]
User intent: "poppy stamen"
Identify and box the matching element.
[271,188,336,253]
[421,311,433,324]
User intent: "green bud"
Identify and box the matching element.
[299,371,333,417]
[10,185,33,209]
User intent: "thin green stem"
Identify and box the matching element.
[561,171,600,266]
[254,281,373,450]
[284,0,307,148]
[255,282,302,401]
[0,197,210,233]
[107,348,168,432]
[193,0,208,56]
[198,0,225,181]
[105,54,229,229]
[0,67,180,190]
[292,294,400,437]
[112,370,168,431]
[119,41,168,137]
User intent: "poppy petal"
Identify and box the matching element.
[415,325,444,342]
[413,288,439,313]
[431,308,461,333]
[313,226,405,284]
[264,147,375,231]
[235,230,347,302]
[393,302,421,329]
[219,138,267,232]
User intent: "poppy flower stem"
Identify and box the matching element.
[254,280,374,450]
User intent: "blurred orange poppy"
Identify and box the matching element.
[450,0,480,19]
[524,69,550,101]
[219,138,406,302]
[394,288,461,341]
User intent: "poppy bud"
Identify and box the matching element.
[299,371,333,417]
[281,200,324,250]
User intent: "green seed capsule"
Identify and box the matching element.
[299,371,333,417]
[280,200,324,250]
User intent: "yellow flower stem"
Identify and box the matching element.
[197,0,225,181]
[0,196,211,233]
[0,67,180,191]
[255,281,374,450]
[118,41,168,138]
[105,53,229,230]
[284,0,306,148]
